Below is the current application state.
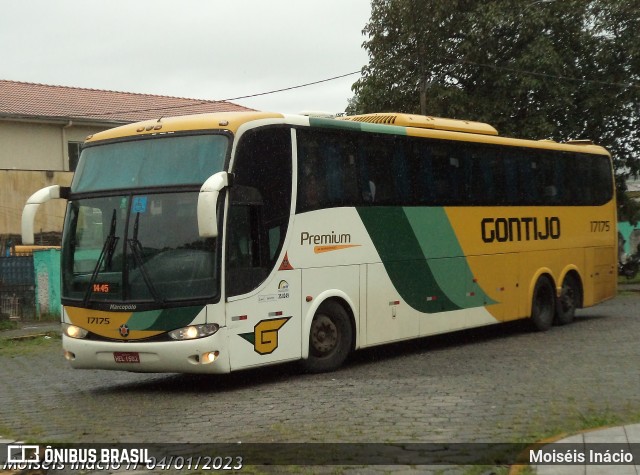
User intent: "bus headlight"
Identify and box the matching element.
[63,323,88,339]
[168,323,220,341]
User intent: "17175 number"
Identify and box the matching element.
[590,220,610,232]
[87,317,110,324]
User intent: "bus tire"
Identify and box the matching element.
[529,276,555,332]
[555,274,580,325]
[302,300,353,373]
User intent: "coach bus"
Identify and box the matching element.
[21,111,616,374]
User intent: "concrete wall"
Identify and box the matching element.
[0,118,122,243]
[0,119,115,171]
[0,169,73,237]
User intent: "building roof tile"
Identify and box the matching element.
[0,79,253,123]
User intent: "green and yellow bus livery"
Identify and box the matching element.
[22,111,616,374]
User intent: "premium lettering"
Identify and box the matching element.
[301,231,351,246]
[481,217,560,243]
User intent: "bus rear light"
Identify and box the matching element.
[168,323,220,341]
[63,323,88,339]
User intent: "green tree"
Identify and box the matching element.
[350,0,640,215]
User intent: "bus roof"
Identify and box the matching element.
[84,111,610,156]
[85,111,286,143]
[339,113,499,136]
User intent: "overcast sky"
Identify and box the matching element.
[0,0,372,114]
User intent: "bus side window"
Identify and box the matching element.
[357,135,400,204]
[447,146,466,203]
[297,129,360,211]
[323,142,343,204]
[519,153,539,204]
[299,137,326,209]
[411,142,433,204]
[393,142,410,202]
[430,147,450,204]
[539,154,559,204]
[591,155,613,204]
[468,151,492,204]
[503,155,521,204]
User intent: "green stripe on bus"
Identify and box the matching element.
[403,208,496,309]
[309,117,407,136]
[126,306,202,331]
[356,207,496,313]
[357,207,459,312]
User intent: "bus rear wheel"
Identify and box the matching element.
[302,300,352,373]
[529,276,555,332]
[555,274,580,325]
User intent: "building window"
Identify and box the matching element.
[68,142,82,171]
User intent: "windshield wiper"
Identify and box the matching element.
[83,209,119,305]
[127,212,163,304]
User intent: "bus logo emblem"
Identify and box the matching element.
[119,324,130,338]
[239,317,291,355]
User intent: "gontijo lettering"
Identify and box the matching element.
[481,216,561,243]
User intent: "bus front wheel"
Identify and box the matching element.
[529,276,555,332]
[302,300,353,373]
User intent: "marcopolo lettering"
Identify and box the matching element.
[301,231,351,246]
[481,217,561,243]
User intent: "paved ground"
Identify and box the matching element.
[1,289,640,474]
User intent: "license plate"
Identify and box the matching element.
[113,352,140,363]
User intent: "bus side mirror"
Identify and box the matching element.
[22,185,70,245]
[198,172,231,238]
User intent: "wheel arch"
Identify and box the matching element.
[558,267,584,309]
[301,290,358,360]
[526,269,556,317]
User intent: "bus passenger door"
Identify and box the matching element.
[224,199,301,370]
[223,126,298,371]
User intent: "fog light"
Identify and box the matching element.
[201,351,219,364]
[63,350,76,361]
[63,323,88,339]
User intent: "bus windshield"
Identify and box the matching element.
[62,191,218,306]
[61,134,228,306]
[72,134,228,193]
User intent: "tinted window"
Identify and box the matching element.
[297,129,359,211]
[73,134,228,193]
[296,127,612,209]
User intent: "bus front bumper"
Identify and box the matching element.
[62,328,230,374]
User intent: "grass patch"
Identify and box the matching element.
[618,274,640,285]
[0,319,18,331]
[0,333,61,357]
[515,406,640,445]
[37,312,61,322]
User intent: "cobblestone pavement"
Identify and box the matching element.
[1,292,640,474]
